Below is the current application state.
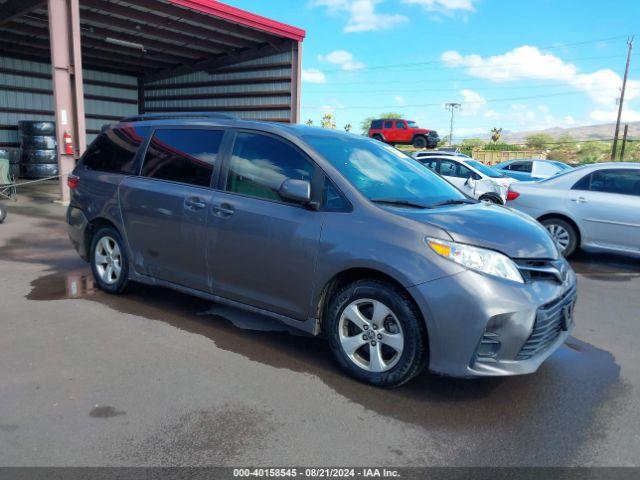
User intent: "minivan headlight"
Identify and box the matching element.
[427,237,524,283]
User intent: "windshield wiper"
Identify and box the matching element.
[429,198,477,208]
[370,198,428,209]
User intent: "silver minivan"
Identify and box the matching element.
[67,114,577,387]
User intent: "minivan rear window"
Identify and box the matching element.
[82,126,149,174]
[141,129,223,187]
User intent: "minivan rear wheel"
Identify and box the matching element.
[90,226,129,294]
[326,279,427,387]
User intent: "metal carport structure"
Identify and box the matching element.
[0,0,305,201]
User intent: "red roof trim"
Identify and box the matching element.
[169,0,306,42]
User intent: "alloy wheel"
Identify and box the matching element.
[545,223,571,252]
[338,298,404,373]
[94,236,122,285]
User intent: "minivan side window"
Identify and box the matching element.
[141,129,223,187]
[82,126,149,174]
[226,132,314,203]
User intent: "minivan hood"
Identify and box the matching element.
[395,202,558,259]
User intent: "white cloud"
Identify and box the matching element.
[301,68,326,84]
[402,0,476,14]
[310,0,407,32]
[394,95,406,105]
[459,88,485,115]
[318,50,365,70]
[590,108,640,123]
[441,45,640,106]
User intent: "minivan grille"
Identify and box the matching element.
[517,286,577,360]
[515,259,568,284]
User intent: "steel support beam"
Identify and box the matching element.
[48,0,86,203]
[290,41,302,124]
[0,0,45,26]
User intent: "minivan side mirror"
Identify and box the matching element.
[279,178,311,205]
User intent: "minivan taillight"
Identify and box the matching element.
[506,190,519,201]
[67,175,79,190]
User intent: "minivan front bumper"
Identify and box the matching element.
[408,265,577,378]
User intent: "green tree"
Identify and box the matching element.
[344,123,352,132]
[305,119,314,126]
[548,134,577,163]
[321,113,336,130]
[525,133,554,150]
[360,112,402,134]
[461,138,485,148]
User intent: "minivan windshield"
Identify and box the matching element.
[303,133,467,208]
[465,159,508,178]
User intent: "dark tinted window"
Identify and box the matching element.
[573,169,640,196]
[141,129,223,187]
[82,126,149,173]
[508,161,532,173]
[322,177,350,211]
[440,159,472,178]
[384,121,393,129]
[418,159,439,172]
[370,120,383,129]
[396,121,406,129]
[226,132,314,202]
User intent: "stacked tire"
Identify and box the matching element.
[19,121,58,179]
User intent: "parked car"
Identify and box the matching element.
[67,114,576,387]
[415,154,516,204]
[412,150,471,160]
[494,159,572,181]
[506,162,640,257]
[368,119,439,149]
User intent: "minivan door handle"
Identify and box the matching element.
[212,203,235,217]
[184,196,207,211]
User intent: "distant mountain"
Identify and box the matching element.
[499,122,640,144]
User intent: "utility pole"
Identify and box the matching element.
[611,36,634,160]
[445,102,461,146]
[620,124,629,160]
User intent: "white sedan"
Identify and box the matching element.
[506,162,640,257]
[414,153,517,204]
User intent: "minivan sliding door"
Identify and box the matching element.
[119,128,224,291]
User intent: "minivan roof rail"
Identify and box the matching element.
[120,112,235,122]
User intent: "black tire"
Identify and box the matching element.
[18,121,55,136]
[326,279,428,387]
[372,134,384,142]
[20,135,57,150]
[21,149,57,165]
[0,204,6,223]
[479,195,503,205]
[21,163,58,178]
[90,226,130,294]
[412,135,427,149]
[540,217,578,257]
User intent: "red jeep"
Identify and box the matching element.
[368,119,440,149]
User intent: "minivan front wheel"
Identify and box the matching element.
[90,226,129,294]
[327,280,427,387]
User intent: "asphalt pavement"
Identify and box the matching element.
[0,184,639,466]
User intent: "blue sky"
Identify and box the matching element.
[226,0,639,138]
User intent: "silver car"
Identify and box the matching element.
[507,162,640,257]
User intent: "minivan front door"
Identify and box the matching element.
[206,131,322,321]
[119,128,225,291]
